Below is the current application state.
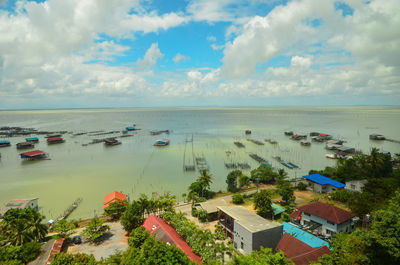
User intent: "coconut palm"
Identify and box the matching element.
[197,169,213,197]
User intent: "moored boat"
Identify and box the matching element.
[20,150,48,160]
[126,126,135,131]
[300,141,311,146]
[45,134,62,138]
[16,142,35,149]
[47,137,65,144]
[26,137,39,143]
[325,154,336,159]
[104,138,121,146]
[0,140,11,147]
[154,139,170,146]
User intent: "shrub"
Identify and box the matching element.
[0,242,42,264]
[296,182,308,191]
[232,194,244,204]
[197,209,208,222]
[330,189,352,203]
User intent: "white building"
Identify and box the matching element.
[345,180,367,192]
[289,201,358,238]
[0,198,39,217]
[303,174,345,193]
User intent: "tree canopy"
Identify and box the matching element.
[253,190,273,218]
[226,170,241,193]
[229,247,293,265]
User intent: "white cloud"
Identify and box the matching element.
[136,43,164,70]
[173,53,189,63]
[207,35,216,42]
[211,44,224,50]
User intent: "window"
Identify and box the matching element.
[241,242,244,249]
[326,229,335,235]
[327,220,335,225]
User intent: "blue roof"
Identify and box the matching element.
[126,126,135,130]
[26,137,39,141]
[282,222,331,249]
[0,140,10,144]
[303,174,345,188]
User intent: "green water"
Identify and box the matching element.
[0,107,399,220]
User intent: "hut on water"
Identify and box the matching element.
[154,139,170,146]
[0,140,11,147]
[26,137,39,143]
[47,137,64,144]
[16,142,35,149]
[20,150,47,160]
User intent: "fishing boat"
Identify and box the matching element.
[26,137,39,143]
[300,141,311,146]
[281,162,293,169]
[45,134,62,138]
[104,138,121,146]
[126,126,135,131]
[47,137,65,144]
[0,140,11,147]
[245,130,251,135]
[325,154,336,159]
[154,139,170,146]
[16,142,35,149]
[20,150,48,160]
[284,131,293,136]
[287,162,299,168]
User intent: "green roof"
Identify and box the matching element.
[271,203,286,215]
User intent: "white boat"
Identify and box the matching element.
[325,154,336,159]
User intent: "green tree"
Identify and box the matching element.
[52,219,76,239]
[0,242,42,264]
[238,174,250,189]
[104,200,128,220]
[120,201,144,233]
[197,169,213,198]
[52,253,98,265]
[226,170,241,193]
[229,247,293,265]
[253,190,273,218]
[128,226,150,248]
[279,183,295,205]
[81,216,110,244]
[251,165,278,187]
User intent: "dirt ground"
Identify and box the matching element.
[66,221,128,260]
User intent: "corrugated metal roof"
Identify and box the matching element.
[303,174,345,188]
[282,222,330,249]
[20,150,45,157]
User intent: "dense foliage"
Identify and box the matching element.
[251,165,278,185]
[232,193,244,204]
[0,208,47,247]
[52,253,98,265]
[0,242,42,264]
[188,170,214,201]
[229,247,293,265]
[161,211,231,263]
[253,190,273,218]
[52,219,76,239]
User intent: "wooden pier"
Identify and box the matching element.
[53,198,82,224]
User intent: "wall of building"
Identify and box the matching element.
[301,212,338,236]
[253,225,283,251]
[337,220,355,233]
[232,220,253,254]
[27,199,39,210]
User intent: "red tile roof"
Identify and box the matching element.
[289,209,302,221]
[294,202,356,224]
[143,215,202,264]
[277,233,330,265]
[103,191,127,209]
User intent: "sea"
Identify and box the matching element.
[0,107,399,221]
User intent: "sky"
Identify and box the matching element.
[0,0,399,109]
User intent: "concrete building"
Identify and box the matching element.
[217,206,283,254]
[0,198,39,217]
[345,180,367,192]
[194,198,229,221]
[289,202,358,238]
[303,174,345,193]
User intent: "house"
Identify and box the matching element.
[276,233,330,265]
[345,180,367,192]
[143,215,202,264]
[302,174,345,193]
[289,202,358,237]
[0,198,39,217]
[271,203,286,220]
[103,191,128,209]
[194,198,229,221]
[217,206,283,254]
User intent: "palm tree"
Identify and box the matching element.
[28,209,48,242]
[197,169,213,197]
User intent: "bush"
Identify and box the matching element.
[232,194,244,204]
[330,189,352,203]
[0,242,42,264]
[197,209,208,222]
[296,182,308,191]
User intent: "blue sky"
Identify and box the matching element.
[0,0,399,109]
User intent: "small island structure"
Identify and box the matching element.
[154,139,170,146]
[47,137,65,144]
[20,150,48,160]
[103,191,128,209]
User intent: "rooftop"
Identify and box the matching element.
[271,203,286,216]
[282,222,330,249]
[290,202,356,224]
[20,150,46,157]
[198,199,228,214]
[303,174,345,188]
[103,191,127,209]
[0,198,38,216]
[143,215,202,264]
[217,206,280,233]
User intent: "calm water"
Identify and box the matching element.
[0,107,399,220]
